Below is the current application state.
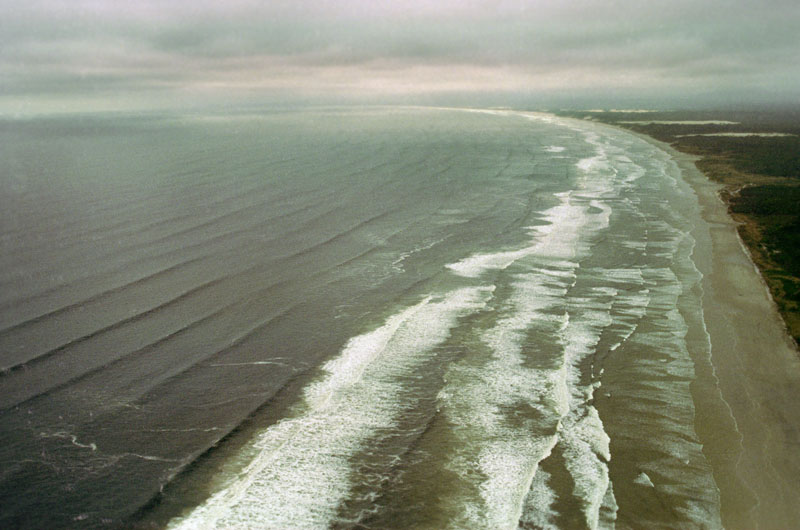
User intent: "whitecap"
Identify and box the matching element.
[168,287,494,530]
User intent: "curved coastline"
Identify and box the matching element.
[4,108,799,528]
[157,110,800,529]
[624,128,800,529]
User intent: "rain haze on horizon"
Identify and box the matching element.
[1,0,799,113]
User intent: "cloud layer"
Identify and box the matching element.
[2,0,799,112]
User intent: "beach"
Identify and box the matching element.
[2,0,798,526]
[3,108,800,528]
[637,133,800,529]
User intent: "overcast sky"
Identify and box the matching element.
[2,0,799,113]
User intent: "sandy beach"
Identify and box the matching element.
[642,134,800,529]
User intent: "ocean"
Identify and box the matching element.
[0,107,730,528]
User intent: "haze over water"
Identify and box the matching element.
[0,107,747,528]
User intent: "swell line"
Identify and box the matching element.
[0,275,228,376]
[0,255,207,337]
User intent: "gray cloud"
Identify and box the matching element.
[1,0,798,112]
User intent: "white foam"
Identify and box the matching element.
[168,287,494,530]
[446,245,540,278]
[441,270,626,528]
[545,145,566,153]
[476,291,617,530]
[520,468,559,529]
[39,431,97,451]
[524,111,720,527]
[432,267,577,529]
[634,471,655,488]
[577,155,605,173]
[560,406,612,529]
[170,110,718,529]
[554,294,617,530]
[441,119,642,529]
[478,436,562,529]
[390,237,444,272]
[615,156,647,183]
[446,190,607,279]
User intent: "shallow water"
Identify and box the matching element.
[0,107,728,528]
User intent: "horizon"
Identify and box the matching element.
[4,102,800,120]
[2,0,799,115]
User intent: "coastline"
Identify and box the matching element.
[630,131,800,528]
[555,110,800,346]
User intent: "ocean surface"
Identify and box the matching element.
[0,107,727,528]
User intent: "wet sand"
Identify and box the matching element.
[643,134,800,529]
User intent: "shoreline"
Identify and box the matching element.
[631,130,800,528]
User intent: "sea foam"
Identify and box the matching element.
[167,111,719,530]
[168,287,493,529]
[435,120,632,529]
